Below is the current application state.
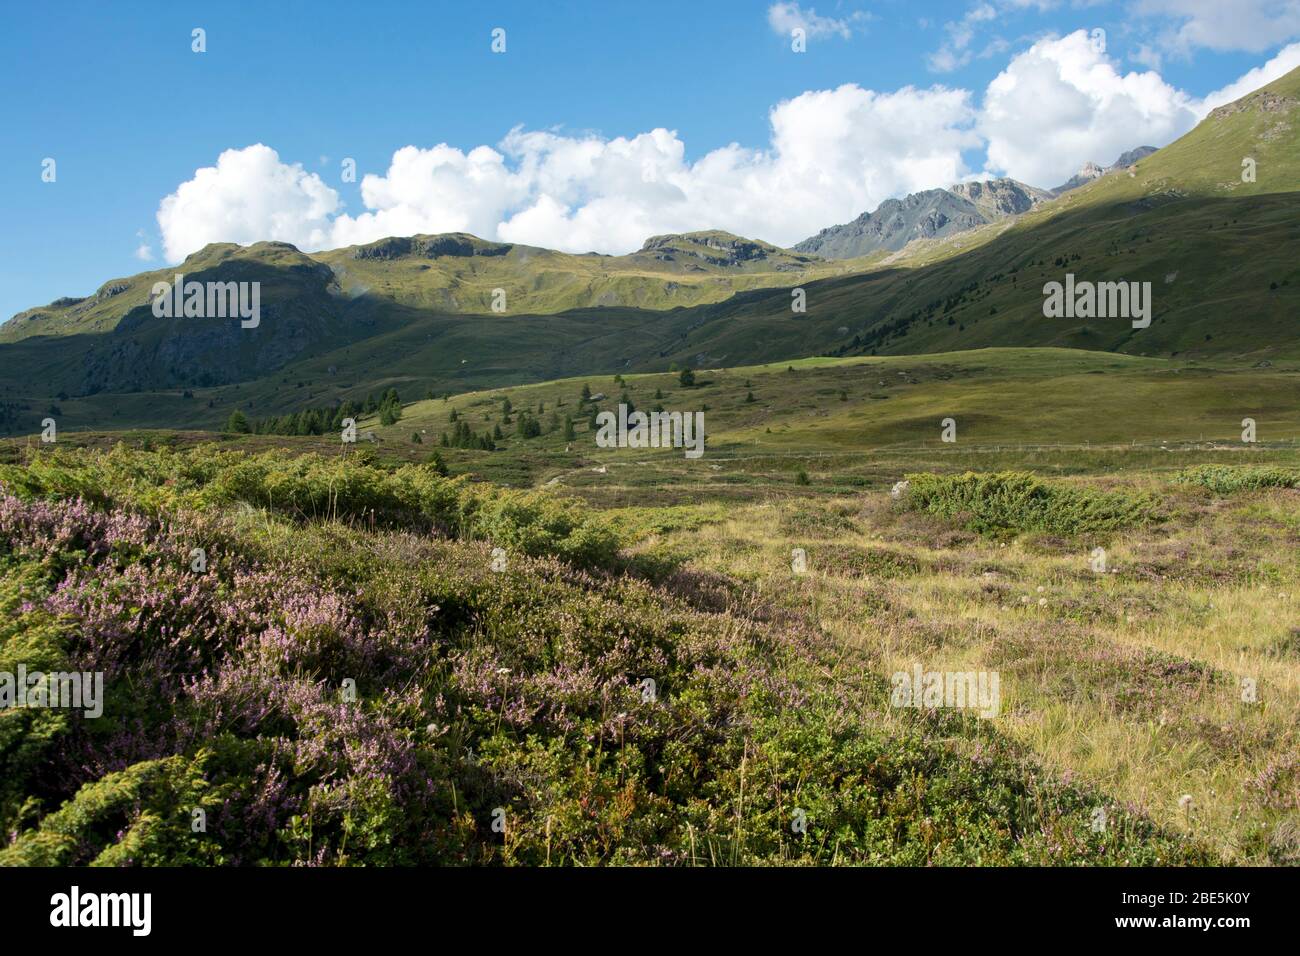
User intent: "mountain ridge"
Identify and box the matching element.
[1050,145,1158,194]
[790,148,1164,261]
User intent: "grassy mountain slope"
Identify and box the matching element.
[2,231,849,346]
[314,230,848,315]
[354,347,1300,494]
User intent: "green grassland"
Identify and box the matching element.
[3,437,1282,866]
[336,348,1299,493]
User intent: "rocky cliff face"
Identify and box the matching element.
[950,178,1053,219]
[793,179,1048,259]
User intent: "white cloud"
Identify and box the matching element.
[1199,40,1300,112]
[156,144,340,262]
[928,3,1000,73]
[1130,43,1165,71]
[133,230,154,262]
[327,143,528,249]
[979,30,1200,186]
[156,86,979,260]
[497,86,980,250]
[767,2,867,41]
[1134,0,1300,55]
[152,38,1298,261]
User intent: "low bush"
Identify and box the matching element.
[900,471,1158,537]
[1,445,618,571]
[1174,464,1300,495]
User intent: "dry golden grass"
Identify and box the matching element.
[637,483,1300,864]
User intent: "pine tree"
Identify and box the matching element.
[226,409,251,434]
[425,451,448,475]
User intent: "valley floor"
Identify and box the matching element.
[2,348,1297,865]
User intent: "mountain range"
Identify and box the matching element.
[1,67,1297,435]
[792,178,1055,259]
[791,146,1159,260]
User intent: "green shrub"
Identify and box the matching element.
[902,471,1158,537]
[0,446,619,571]
[0,753,225,866]
[1174,465,1300,494]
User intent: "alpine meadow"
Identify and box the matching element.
[2,2,1299,931]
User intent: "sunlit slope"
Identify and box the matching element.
[314,231,855,314]
[2,231,851,345]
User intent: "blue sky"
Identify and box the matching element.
[2,0,1298,321]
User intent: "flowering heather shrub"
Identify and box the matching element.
[1,445,619,569]
[1244,753,1300,813]
[902,471,1159,538]
[0,450,1215,866]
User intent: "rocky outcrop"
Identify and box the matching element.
[794,180,1049,259]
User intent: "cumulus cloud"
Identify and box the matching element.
[152,35,1297,261]
[979,30,1200,186]
[156,85,979,260]
[766,2,868,41]
[1134,0,1300,55]
[156,144,340,262]
[1199,40,1300,112]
